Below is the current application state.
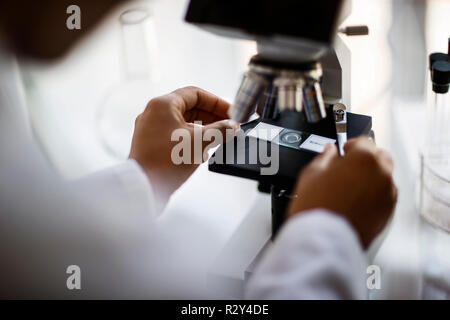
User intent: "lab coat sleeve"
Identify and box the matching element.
[245,210,368,300]
[71,159,162,219]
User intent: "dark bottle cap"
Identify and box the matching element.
[429,52,449,71]
[432,60,450,94]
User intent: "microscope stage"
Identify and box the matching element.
[209,109,372,191]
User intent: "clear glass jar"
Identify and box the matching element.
[419,59,450,299]
[420,86,450,230]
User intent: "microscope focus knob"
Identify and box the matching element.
[339,25,369,36]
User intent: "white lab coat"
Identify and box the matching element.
[0,49,368,299]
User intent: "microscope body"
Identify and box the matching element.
[186,0,372,235]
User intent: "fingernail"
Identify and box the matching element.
[226,120,240,131]
[193,122,204,128]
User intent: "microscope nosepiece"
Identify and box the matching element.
[229,71,269,122]
[230,56,327,124]
[303,81,327,123]
[273,76,304,112]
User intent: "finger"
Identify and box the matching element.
[392,184,398,208]
[309,143,338,170]
[170,86,230,119]
[202,120,240,151]
[380,183,397,230]
[184,119,239,163]
[376,149,394,175]
[344,137,377,155]
[184,108,229,124]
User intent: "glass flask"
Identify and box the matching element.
[97,7,159,159]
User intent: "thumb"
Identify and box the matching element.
[200,120,240,161]
[310,143,338,170]
[202,120,240,148]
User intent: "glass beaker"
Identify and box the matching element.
[97,7,160,159]
[420,60,450,231]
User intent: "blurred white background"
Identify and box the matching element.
[19,0,450,299]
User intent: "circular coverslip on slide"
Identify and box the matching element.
[281,131,302,144]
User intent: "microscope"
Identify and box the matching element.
[185,0,372,296]
[186,0,372,234]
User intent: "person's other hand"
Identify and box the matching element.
[287,137,397,248]
[129,87,239,207]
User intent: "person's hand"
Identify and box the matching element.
[129,86,239,207]
[287,137,397,248]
